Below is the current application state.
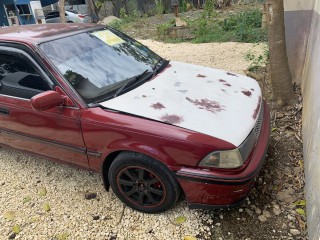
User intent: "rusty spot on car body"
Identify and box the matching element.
[151,103,166,110]
[241,90,252,97]
[160,114,184,124]
[253,96,262,119]
[197,74,207,78]
[220,79,231,86]
[227,72,238,77]
[186,97,225,113]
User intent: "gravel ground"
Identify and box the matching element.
[0,41,305,240]
[140,40,266,75]
[0,148,210,240]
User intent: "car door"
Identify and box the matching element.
[0,47,88,167]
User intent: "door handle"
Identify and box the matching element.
[0,108,9,115]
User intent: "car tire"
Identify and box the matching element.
[108,151,180,213]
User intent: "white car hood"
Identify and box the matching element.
[100,61,262,147]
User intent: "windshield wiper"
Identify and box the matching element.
[114,70,149,98]
[152,59,163,76]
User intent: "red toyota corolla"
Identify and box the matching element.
[0,24,270,213]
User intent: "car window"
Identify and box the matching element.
[39,28,162,104]
[46,12,58,19]
[45,13,53,19]
[0,54,51,99]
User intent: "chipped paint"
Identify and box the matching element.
[253,96,262,119]
[160,114,183,124]
[101,61,262,146]
[251,88,255,91]
[151,102,166,110]
[186,97,225,114]
[241,90,252,97]
[227,72,238,77]
[220,79,231,87]
[197,74,207,78]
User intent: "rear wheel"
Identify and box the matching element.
[108,152,180,213]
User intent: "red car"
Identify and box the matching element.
[0,24,270,213]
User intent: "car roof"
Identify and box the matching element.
[0,24,101,45]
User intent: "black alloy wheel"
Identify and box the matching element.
[108,152,180,213]
[117,166,166,207]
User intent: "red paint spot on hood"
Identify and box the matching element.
[160,114,184,124]
[151,102,166,110]
[197,74,207,78]
[186,97,225,114]
[241,90,252,97]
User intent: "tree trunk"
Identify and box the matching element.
[267,0,294,106]
[86,0,99,23]
[58,0,66,23]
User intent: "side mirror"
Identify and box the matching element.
[31,91,64,111]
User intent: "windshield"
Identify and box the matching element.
[39,27,163,104]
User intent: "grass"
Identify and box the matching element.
[111,6,267,44]
[191,9,268,43]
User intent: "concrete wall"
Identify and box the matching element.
[284,0,320,238]
[301,1,320,238]
[284,0,314,83]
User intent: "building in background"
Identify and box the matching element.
[0,0,46,26]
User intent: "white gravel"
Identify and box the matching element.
[0,41,266,240]
[139,40,267,75]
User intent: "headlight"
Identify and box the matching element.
[199,149,243,169]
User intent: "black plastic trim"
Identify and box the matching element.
[188,195,247,210]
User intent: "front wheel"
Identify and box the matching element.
[108,152,180,213]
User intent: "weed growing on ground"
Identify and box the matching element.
[192,9,268,43]
[179,0,189,13]
[109,19,123,30]
[245,46,269,72]
[157,19,176,39]
[204,0,215,17]
[155,0,165,15]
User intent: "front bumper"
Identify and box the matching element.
[175,101,270,209]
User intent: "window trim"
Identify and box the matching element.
[0,46,55,100]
